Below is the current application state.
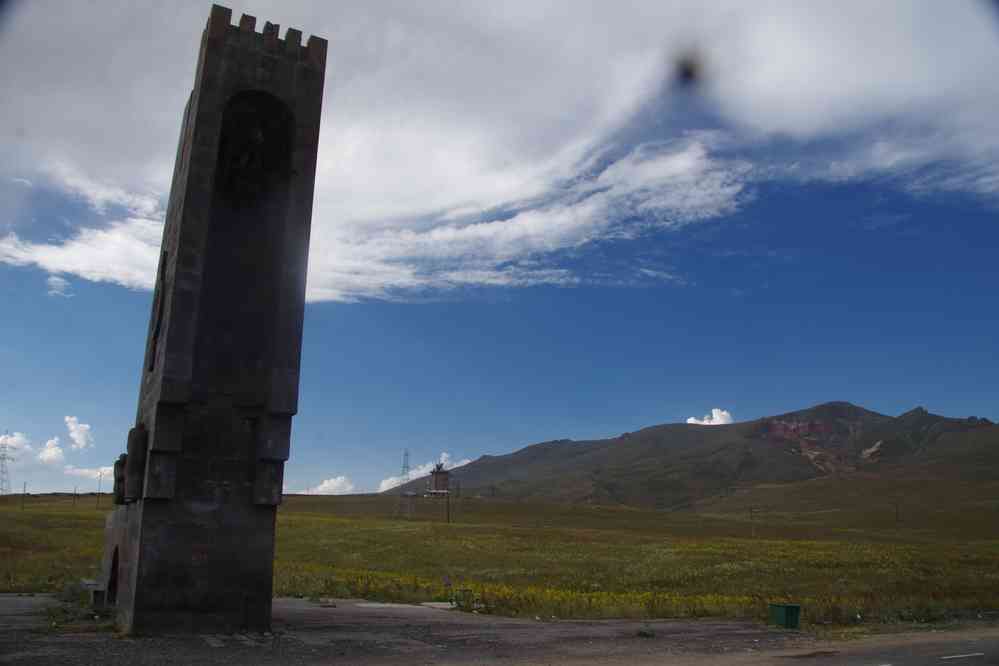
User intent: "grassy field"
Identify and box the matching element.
[2,478,998,628]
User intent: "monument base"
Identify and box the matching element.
[99,500,277,634]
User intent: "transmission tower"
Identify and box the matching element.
[395,449,414,519]
[0,431,14,496]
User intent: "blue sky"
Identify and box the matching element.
[1,2,997,493]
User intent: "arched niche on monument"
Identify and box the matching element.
[214,90,295,207]
[196,90,296,402]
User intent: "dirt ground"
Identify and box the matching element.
[2,594,998,665]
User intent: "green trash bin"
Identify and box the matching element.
[768,603,801,629]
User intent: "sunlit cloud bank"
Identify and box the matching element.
[378,452,472,493]
[0,417,108,490]
[1,2,998,300]
[0,217,162,291]
[687,408,734,426]
[64,416,93,450]
[64,465,114,481]
[303,475,356,495]
[37,438,65,464]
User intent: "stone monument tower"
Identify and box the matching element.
[98,5,326,634]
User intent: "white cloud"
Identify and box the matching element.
[0,431,33,456]
[378,452,472,493]
[704,3,999,141]
[46,275,72,297]
[0,139,745,302]
[63,416,93,450]
[9,178,32,188]
[637,267,684,284]
[2,2,999,300]
[37,438,65,465]
[687,408,734,426]
[64,465,113,481]
[306,138,747,301]
[594,141,748,224]
[43,161,162,218]
[0,430,113,490]
[0,217,162,291]
[305,475,356,495]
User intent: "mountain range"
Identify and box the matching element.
[386,402,997,509]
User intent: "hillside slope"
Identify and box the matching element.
[387,402,996,508]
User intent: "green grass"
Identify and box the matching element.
[0,494,105,592]
[2,479,998,628]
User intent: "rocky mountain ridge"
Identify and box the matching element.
[386,401,997,509]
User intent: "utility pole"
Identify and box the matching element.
[73,486,78,506]
[21,482,26,510]
[96,471,103,509]
[446,490,451,524]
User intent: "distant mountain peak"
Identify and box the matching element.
[384,401,998,508]
[774,401,888,423]
[900,406,929,417]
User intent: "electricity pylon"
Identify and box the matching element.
[0,431,14,496]
[395,449,414,518]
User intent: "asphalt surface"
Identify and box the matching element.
[1,594,997,665]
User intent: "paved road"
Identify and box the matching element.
[1,594,996,665]
[749,633,999,666]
